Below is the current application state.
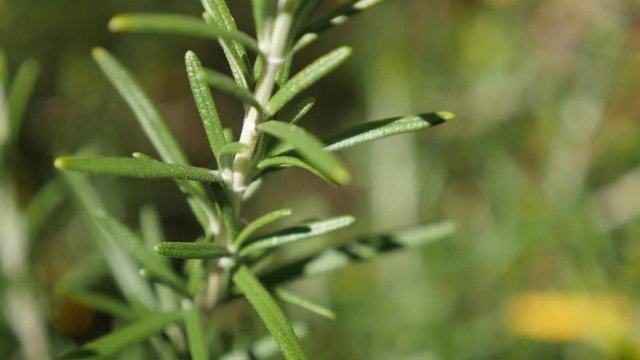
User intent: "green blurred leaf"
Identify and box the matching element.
[58,286,137,321]
[220,142,249,155]
[258,121,351,185]
[282,97,315,124]
[92,47,187,165]
[274,287,335,320]
[260,221,456,286]
[235,208,292,248]
[185,51,226,163]
[267,46,351,115]
[219,322,309,360]
[201,0,253,88]
[233,266,306,360]
[62,173,156,309]
[251,0,277,44]
[140,206,166,251]
[202,68,265,111]
[94,212,187,294]
[110,14,259,53]
[155,242,230,259]
[0,49,7,87]
[294,0,383,52]
[184,305,208,360]
[257,156,334,185]
[325,112,454,151]
[240,215,355,256]
[55,156,223,184]
[57,311,183,360]
[7,59,38,141]
[26,177,64,235]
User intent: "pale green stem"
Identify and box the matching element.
[231,0,294,193]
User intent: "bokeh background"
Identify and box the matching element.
[2,0,640,358]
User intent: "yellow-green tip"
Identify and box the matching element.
[335,168,352,186]
[437,111,456,121]
[91,47,107,60]
[108,15,130,32]
[54,157,69,170]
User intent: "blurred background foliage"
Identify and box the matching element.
[2,0,640,358]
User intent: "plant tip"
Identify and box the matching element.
[53,157,68,170]
[108,15,129,32]
[91,47,106,59]
[437,111,455,121]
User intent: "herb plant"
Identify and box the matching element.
[54,1,454,358]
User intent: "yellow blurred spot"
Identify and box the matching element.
[507,292,631,344]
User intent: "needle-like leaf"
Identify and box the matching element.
[92,47,187,165]
[184,305,208,360]
[26,177,64,235]
[235,208,293,248]
[55,156,223,184]
[274,287,335,320]
[220,142,249,155]
[139,206,165,251]
[109,14,259,53]
[258,121,351,185]
[155,242,231,259]
[233,266,306,360]
[201,0,252,88]
[185,51,226,163]
[58,286,137,321]
[267,46,351,115]
[7,59,38,141]
[294,0,384,52]
[57,312,184,360]
[325,112,454,151]
[257,156,335,185]
[260,221,456,287]
[282,97,315,124]
[202,68,265,111]
[240,215,355,256]
[251,0,277,44]
[94,212,187,293]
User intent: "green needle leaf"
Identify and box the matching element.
[274,287,335,320]
[8,58,39,141]
[184,305,208,360]
[26,177,64,235]
[202,68,265,111]
[261,221,456,286]
[58,286,137,321]
[257,156,335,185]
[220,142,249,155]
[233,266,306,360]
[57,311,183,360]
[55,156,223,184]
[325,112,454,151]
[140,206,166,251]
[94,212,187,293]
[155,242,231,259]
[282,97,315,124]
[92,47,187,165]
[201,0,253,88]
[110,14,259,53]
[251,0,276,44]
[235,208,293,248]
[258,121,351,185]
[185,51,226,162]
[267,46,351,115]
[240,215,355,256]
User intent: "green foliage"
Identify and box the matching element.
[52,1,453,359]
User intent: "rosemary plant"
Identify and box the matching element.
[54,1,455,358]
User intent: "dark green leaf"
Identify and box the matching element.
[234,208,292,248]
[257,156,334,185]
[57,312,183,360]
[274,287,335,320]
[282,97,315,124]
[260,221,456,286]
[185,51,226,162]
[202,68,265,111]
[55,156,223,184]
[267,46,351,115]
[155,242,231,259]
[258,121,351,185]
[240,215,355,256]
[233,266,306,360]
[110,14,259,53]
